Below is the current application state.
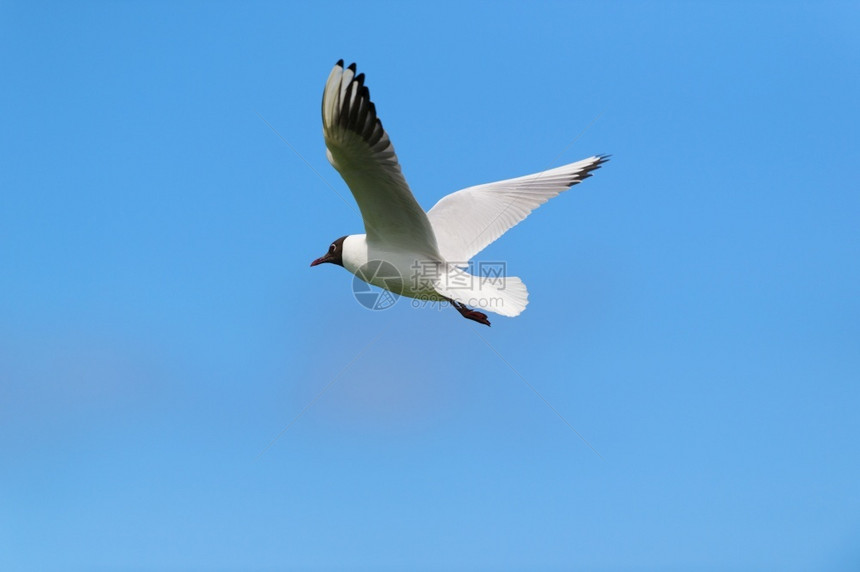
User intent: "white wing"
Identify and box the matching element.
[322,60,439,258]
[427,156,608,263]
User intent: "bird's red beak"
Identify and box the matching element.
[310,255,328,267]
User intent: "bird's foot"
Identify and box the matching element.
[452,300,491,327]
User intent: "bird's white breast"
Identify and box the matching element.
[341,234,370,275]
[342,234,445,301]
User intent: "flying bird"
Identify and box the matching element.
[311,60,608,326]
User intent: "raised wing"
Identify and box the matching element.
[322,60,439,257]
[427,155,608,263]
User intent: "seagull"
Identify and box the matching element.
[311,60,608,327]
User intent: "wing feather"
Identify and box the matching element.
[427,156,609,262]
[322,60,439,257]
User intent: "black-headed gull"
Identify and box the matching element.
[311,60,608,326]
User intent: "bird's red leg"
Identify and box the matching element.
[450,299,491,327]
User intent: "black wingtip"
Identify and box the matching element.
[587,154,611,172]
[335,58,344,68]
[347,62,357,72]
[590,154,611,173]
[568,154,610,187]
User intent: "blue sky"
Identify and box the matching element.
[2,1,859,570]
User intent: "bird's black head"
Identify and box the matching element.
[310,236,347,267]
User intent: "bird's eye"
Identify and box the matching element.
[330,243,336,252]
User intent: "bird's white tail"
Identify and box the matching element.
[434,266,529,317]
